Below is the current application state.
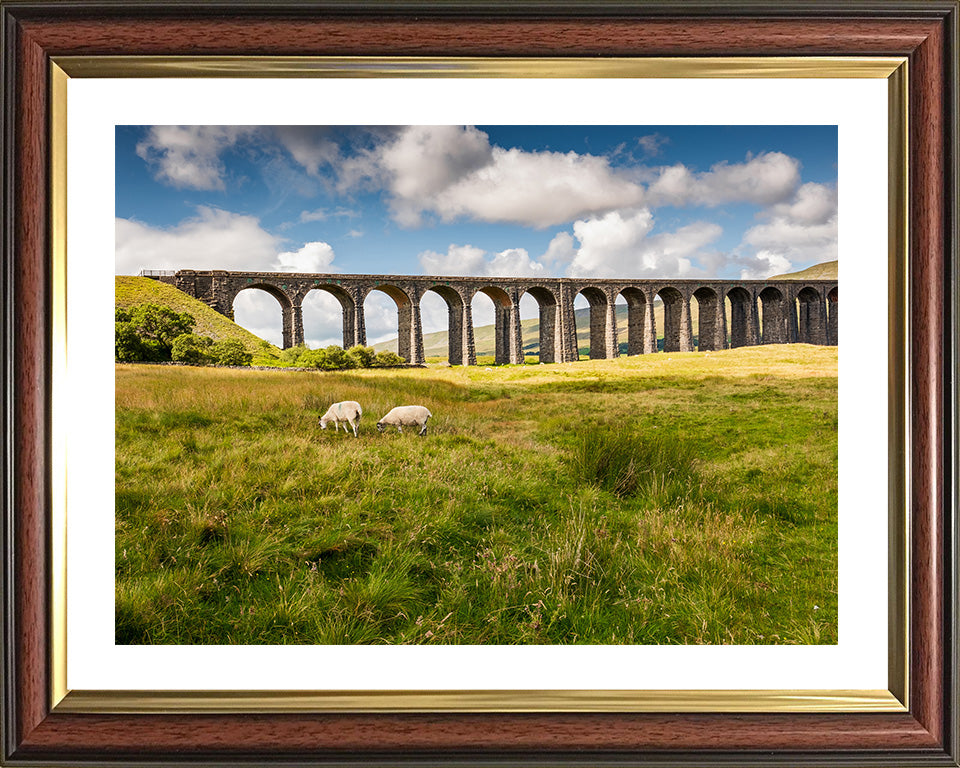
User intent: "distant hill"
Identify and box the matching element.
[374,302,688,358]
[771,260,837,280]
[115,276,283,359]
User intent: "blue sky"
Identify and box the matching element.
[116,125,838,347]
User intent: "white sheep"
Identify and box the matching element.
[376,405,433,436]
[318,401,363,437]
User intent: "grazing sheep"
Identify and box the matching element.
[318,401,363,437]
[376,405,433,436]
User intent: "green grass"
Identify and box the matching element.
[116,344,838,645]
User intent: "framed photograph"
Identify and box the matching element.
[2,2,957,766]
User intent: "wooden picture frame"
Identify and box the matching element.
[2,1,957,765]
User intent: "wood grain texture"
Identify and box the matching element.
[3,4,956,765]
[13,23,50,749]
[12,712,942,756]
[17,17,940,57]
[909,13,946,747]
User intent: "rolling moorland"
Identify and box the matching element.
[115,355,837,645]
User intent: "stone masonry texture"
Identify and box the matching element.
[155,270,838,364]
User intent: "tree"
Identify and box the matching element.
[115,304,196,361]
[127,304,195,347]
[115,321,145,362]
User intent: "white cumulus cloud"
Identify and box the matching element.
[135,126,256,191]
[644,152,801,208]
[562,209,723,279]
[115,207,283,274]
[366,126,644,229]
[275,241,339,273]
[572,213,722,279]
[418,244,546,277]
[737,182,838,277]
[116,207,342,276]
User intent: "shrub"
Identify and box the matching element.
[372,351,405,368]
[280,344,308,365]
[171,333,214,365]
[295,345,358,371]
[319,345,356,370]
[293,348,326,369]
[211,339,252,367]
[346,345,376,368]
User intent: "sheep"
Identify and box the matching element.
[376,405,433,436]
[318,401,363,437]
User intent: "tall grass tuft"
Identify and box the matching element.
[568,426,697,502]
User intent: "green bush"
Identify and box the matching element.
[295,345,358,371]
[171,334,214,365]
[211,339,252,367]
[280,344,308,365]
[372,351,405,368]
[289,345,405,371]
[320,345,356,370]
[346,345,377,368]
[293,348,327,369]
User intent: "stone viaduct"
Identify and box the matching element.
[145,270,838,365]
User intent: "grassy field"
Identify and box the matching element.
[116,345,838,645]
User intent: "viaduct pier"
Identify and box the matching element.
[144,270,838,365]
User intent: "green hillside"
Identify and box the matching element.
[115,276,283,361]
[771,260,837,280]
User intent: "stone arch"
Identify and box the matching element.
[726,287,757,348]
[655,286,692,353]
[693,286,725,351]
[759,286,788,344]
[521,286,560,364]
[364,284,418,363]
[617,287,649,355]
[574,286,612,359]
[422,285,470,365]
[301,284,358,350]
[796,286,826,345]
[474,286,516,365]
[232,283,295,349]
[827,287,839,345]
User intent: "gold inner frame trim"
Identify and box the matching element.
[57,688,903,714]
[53,55,905,79]
[50,55,909,715]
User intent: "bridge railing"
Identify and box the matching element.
[139,269,177,277]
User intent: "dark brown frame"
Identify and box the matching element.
[2,2,957,765]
